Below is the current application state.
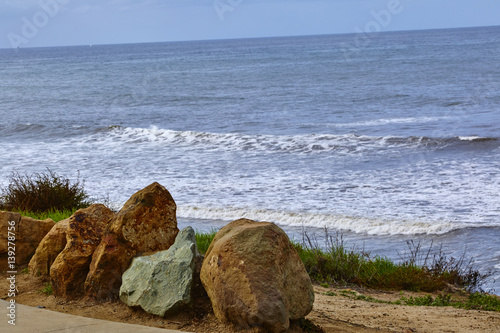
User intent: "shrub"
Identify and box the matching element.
[398,240,491,293]
[0,169,91,213]
[459,293,500,311]
[294,229,488,293]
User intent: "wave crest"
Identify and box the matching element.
[89,125,499,154]
[177,205,472,236]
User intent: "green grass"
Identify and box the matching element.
[456,293,500,311]
[293,231,490,293]
[195,229,219,254]
[400,293,500,311]
[293,238,446,292]
[38,283,53,296]
[13,208,76,222]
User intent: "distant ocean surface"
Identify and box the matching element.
[1,26,499,291]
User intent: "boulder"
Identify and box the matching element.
[85,182,179,300]
[28,218,70,277]
[200,219,314,333]
[1,211,55,270]
[0,211,20,256]
[50,204,115,297]
[120,226,198,316]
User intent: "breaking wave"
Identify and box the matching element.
[177,205,484,236]
[84,125,498,154]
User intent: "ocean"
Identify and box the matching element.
[1,26,499,292]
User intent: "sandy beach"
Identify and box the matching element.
[2,271,499,333]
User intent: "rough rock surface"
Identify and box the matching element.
[50,204,115,297]
[0,211,55,270]
[85,182,179,300]
[120,226,198,316]
[200,218,315,333]
[28,218,70,277]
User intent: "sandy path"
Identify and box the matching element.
[309,286,500,332]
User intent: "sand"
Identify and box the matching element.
[1,271,499,332]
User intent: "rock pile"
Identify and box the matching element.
[13,183,315,331]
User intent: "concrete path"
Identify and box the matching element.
[0,300,191,333]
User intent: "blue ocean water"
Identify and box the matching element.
[1,26,499,291]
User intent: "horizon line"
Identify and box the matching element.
[1,24,499,51]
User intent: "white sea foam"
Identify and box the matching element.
[177,206,468,236]
[458,136,494,141]
[90,125,441,154]
[312,116,451,128]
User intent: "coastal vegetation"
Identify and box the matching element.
[1,170,496,310]
[291,232,489,293]
[0,169,90,213]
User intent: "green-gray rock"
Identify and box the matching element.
[119,226,198,316]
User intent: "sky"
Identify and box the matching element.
[1,0,499,49]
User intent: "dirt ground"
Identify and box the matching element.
[1,269,499,333]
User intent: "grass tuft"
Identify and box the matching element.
[400,294,452,307]
[196,229,218,254]
[458,293,500,311]
[39,283,53,296]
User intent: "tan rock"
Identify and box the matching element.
[85,182,179,300]
[0,211,21,254]
[0,211,55,270]
[200,219,314,333]
[28,218,69,277]
[50,204,115,297]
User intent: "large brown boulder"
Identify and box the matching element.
[50,204,115,297]
[28,218,70,277]
[0,211,55,270]
[200,219,314,333]
[85,183,179,300]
